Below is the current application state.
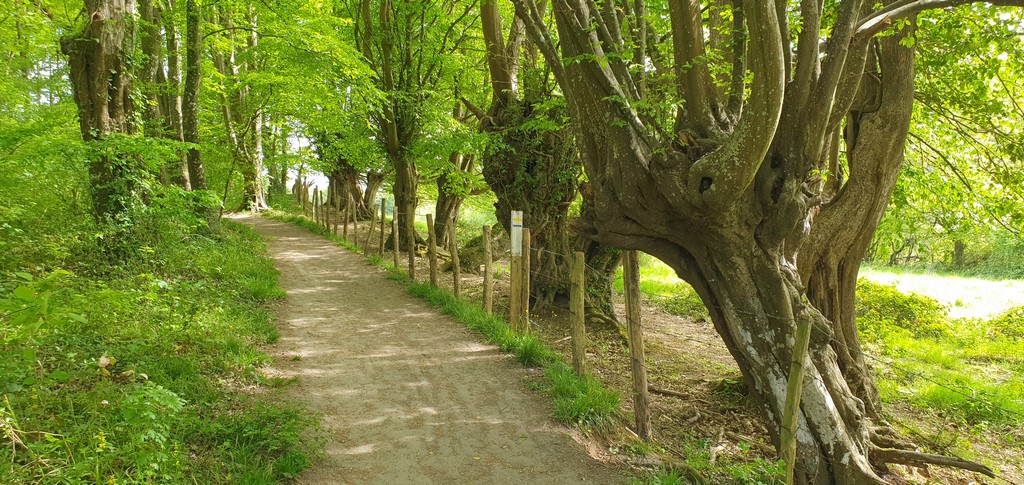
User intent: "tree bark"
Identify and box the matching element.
[506,0,927,480]
[477,4,618,316]
[800,30,916,423]
[162,0,189,188]
[213,5,268,212]
[183,0,207,190]
[61,0,136,225]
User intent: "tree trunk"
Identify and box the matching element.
[363,170,384,216]
[393,156,420,249]
[434,152,475,249]
[60,0,136,225]
[800,31,916,424]
[212,5,267,212]
[183,0,206,191]
[683,241,884,484]
[138,0,164,137]
[162,0,189,189]
[482,98,618,315]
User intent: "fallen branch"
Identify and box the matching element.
[648,385,713,406]
[726,431,776,455]
[871,445,996,478]
[648,385,689,399]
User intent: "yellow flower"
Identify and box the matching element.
[106,474,117,485]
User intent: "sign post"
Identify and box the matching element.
[509,211,524,331]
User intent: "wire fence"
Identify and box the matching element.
[300,205,1024,448]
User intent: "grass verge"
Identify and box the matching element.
[265,210,620,430]
[0,220,318,483]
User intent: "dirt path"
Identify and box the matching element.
[238,215,623,485]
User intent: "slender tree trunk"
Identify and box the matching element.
[363,170,384,215]
[434,152,475,248]
[393,156,419,248]
[163,0,189,188]
[241,6,267,211]
[138,0,164,137]
[183,0,206,190]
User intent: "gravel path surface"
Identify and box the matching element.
[239,215,622,484]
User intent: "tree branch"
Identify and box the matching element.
[509,0,567,86]
[857,0,1024,38]
[727,0,747,118]
[669,0,720,134]
[687,0,785,207]
[460,96,486,121]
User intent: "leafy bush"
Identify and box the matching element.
[986,305,1024,340]
[855,279,951,340]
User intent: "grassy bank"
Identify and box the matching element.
[1,220,317,483]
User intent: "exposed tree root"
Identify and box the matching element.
[871,445,996,478]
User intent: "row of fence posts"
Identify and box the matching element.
[300,196,654,442]
[301,186,822,480]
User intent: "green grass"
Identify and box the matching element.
[267,209,621,429]
[0,220,318,483]
[857,279,1024,426]
[613,254,709,322]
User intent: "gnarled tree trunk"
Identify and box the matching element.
[507,0,948,480]
[61,0,136,226]
[477,1,619,315]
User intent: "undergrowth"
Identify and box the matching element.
[0,220,317,483]
[267,209,621,431]
[613,256,709,323]
[857,279,1024,427]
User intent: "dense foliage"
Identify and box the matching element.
[3,0,1024,481]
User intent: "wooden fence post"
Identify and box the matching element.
[781,311,813,484]
[302,185,308,217]
[449,219,460,298]
[391,214,399,268]
[312,189,317,225]
[332,195,339,236]
[509,252,522,332]
[509,211,524,332]
[426,215,438,286]
[482,225,493,314]
[342,204,349,240]
[406,214,416,281]
[624,250,651,440]
[520,227,531,333]
[570,251,587,375]
[350,195,358,245]
[379,199,386,255]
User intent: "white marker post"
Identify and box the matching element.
[511,211,523,256]
[509,211,524,331]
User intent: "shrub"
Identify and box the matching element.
[856,279,951,340]
[986,305,1024,341]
